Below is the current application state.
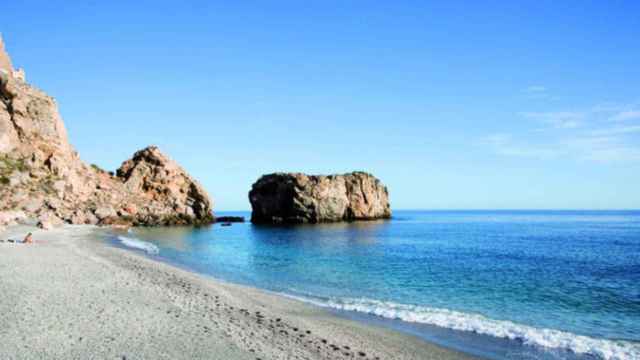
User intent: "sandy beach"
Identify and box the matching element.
[0,225,475,360]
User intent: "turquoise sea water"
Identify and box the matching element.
[111,210,640,360]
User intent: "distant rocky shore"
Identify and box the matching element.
[0,36,213,230]
[249,172,391,224]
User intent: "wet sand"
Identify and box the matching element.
[0,225,477,360]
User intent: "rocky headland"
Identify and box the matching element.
[249,172,391,224]
[0,36,213,229]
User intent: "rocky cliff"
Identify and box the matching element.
[0,36,213,228]
[0,35,13,77]
[249,172,391,224]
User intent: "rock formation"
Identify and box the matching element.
[0,34,13,76]
[249,172,391,224]
[0,37,213,228]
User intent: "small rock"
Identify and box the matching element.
[37,212,63,230]
[214,216,245,223]
[94,206,117,220]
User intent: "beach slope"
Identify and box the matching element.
[0,226,473,360]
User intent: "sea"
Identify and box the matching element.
[108,210,640,360]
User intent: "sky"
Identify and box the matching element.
[2,1,639,210]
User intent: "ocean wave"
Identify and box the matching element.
[286,296,639,360]
[117,236,159,255]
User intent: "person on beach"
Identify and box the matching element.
[23,232,33,244]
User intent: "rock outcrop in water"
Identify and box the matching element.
[0,35,213,228]
[249,172,391,224]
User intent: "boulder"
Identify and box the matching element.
[249,172,391,224]
[37,212,63,230]
[70,211,99,225]
[0,210,27,226]
[94,206,117,221]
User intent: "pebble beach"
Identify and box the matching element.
[0,225,473,360]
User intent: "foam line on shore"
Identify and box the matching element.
[117,235,159,255]
[282,295,639,360]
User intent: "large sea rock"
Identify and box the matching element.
[249,172,391,224]
[0,36,213,227]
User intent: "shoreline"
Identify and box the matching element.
[0,225,475,360]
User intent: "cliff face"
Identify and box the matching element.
[0,35,13,76]
[0,38,213,228]
[249,172,391,224]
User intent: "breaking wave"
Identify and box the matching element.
[288,296,639,360]
[117,235,159,255]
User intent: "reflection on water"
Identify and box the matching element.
[249,220,388,246]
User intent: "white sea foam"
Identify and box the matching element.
[117,236,159,255]
[286,296,639,360]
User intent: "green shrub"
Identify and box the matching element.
[90,163,107,173]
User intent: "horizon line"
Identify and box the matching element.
[215,208,640,213]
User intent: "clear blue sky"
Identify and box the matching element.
[3,1,639,210]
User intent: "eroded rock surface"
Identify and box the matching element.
[0,37,213,228]
[249,172,391,224]
[115,146,213,225]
